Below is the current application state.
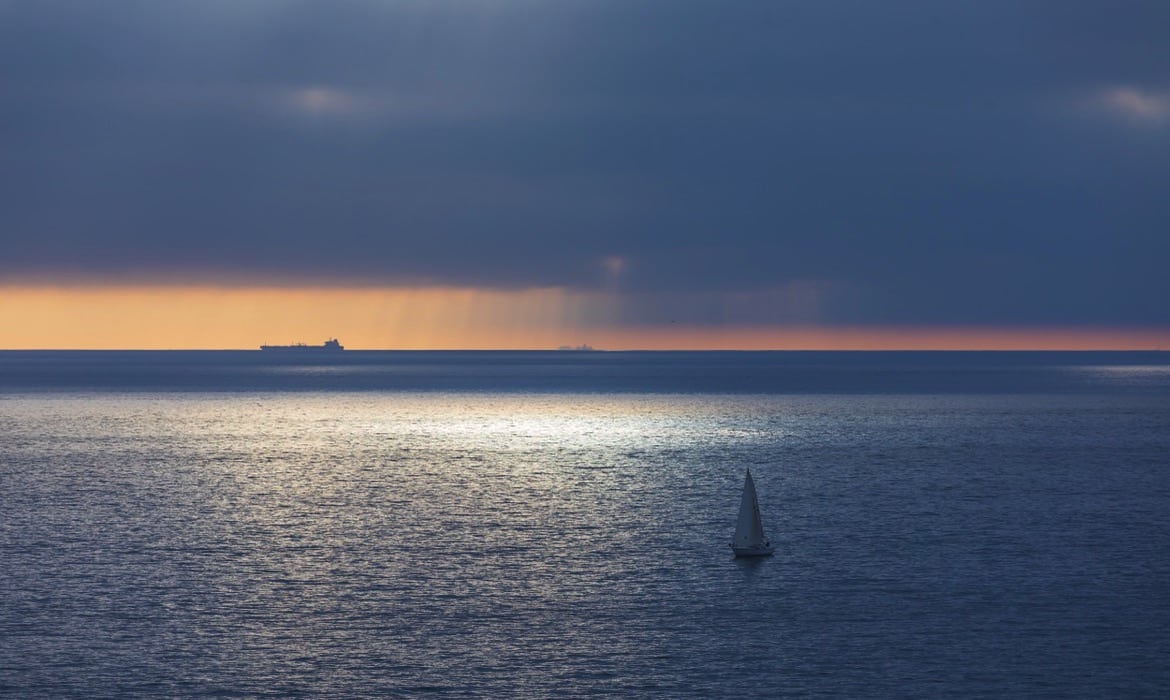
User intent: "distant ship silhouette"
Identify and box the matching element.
[259,338,345,351]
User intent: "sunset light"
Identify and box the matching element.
[2,285,1166,350]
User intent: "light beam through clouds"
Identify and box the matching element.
[0,286,595,350]
[1,286,1166,350]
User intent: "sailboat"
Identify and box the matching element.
[730,468,774,557]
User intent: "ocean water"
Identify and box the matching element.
[2,351,1169,697]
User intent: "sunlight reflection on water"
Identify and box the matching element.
[3,388,1169,697]
[1075,364,1170,376]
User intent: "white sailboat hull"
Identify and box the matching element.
[731,543,774,558]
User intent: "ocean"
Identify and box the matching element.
[2,351,1169,697]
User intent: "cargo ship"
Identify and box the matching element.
[259,338,345,351]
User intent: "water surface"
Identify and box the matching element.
[2,352,1169,697]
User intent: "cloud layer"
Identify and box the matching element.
[2,0,1168,326]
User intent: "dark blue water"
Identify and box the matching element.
[2,350,1169,394]
[2,352,1169,697]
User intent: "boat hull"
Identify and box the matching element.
[260,338,345,352]
[731,544,774,558]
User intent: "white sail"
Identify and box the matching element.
[731,469,774,556]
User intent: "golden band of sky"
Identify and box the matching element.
[1,285,1167,350]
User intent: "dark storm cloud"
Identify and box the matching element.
[2,0,1169,326]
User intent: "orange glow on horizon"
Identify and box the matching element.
[0,285,1167,351]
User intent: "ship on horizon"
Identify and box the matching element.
[259,338,345,352]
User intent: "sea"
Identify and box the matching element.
[2,350,1169,698]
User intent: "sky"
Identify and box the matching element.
[2,1,1168,349]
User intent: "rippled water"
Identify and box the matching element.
[2,353,1169,697]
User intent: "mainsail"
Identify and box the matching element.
[731,469,773,556]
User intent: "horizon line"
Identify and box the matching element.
[2,346,1167,353]
[2,285,1168,351]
